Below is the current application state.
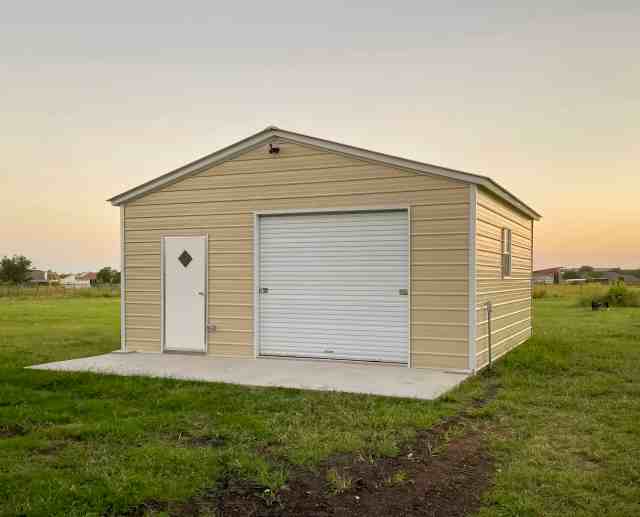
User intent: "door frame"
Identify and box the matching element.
[253,206,410,366]
[161,234,208,353]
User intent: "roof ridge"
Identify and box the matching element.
[107,127,540,220]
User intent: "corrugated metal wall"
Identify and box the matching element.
[123,139,471,369]
[475,188,533,369]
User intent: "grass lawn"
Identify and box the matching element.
[1,295,639,516]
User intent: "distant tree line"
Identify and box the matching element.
[96,267,121,285]
[0,255,32,284]
[562,265,640,280]
[0,255,120,285]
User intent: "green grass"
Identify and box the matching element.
[534,282,640,307]
[0,298,479,516]
[1,295,639,516]
[478,297,640,517]
[533,283,611,300]
[0,285,120,299]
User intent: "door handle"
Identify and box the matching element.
[197,291,205,296]
[399,289,408,295]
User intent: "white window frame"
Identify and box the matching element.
[501,228,512,278]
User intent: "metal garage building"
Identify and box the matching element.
[109,127,540,372]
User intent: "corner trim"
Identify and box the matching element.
[120,206,126,352]
[160,236,165,352]
[407,206,412,368]
[530,219,534,331]
[468,185,477,372]
[203,233,209,353]
[253,213,260,359]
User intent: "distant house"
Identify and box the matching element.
[61,273,97,288]
[61,274,89,288]
[28,269,49,285]
[78,272,97,286]
[533,267,562,284]
[28,270,59,285]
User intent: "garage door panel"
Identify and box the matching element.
[261,304,408,317]
[261,341,408,357]
[259,210,409,364]
[261,266,405,276]
[262,321,409,337]
[262,305,407,317]
[261,239,407,247]
[261,222,406,234]
[260,294,407,305]
[259,211,402,226]
[260,249,407,259]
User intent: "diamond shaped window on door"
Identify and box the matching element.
[178,250,193,268]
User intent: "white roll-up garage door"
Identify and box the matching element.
[258,210,409,364]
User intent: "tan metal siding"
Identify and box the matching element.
[123,140,470,369]
[475,188,533,369]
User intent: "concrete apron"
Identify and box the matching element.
[28,353,469,400]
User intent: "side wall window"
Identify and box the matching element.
[501,228,512,277]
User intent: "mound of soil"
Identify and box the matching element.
[123,382,500,517]
[220,417,492,517]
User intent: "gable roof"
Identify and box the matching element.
[533,267,563,275]
[108,126,541,220]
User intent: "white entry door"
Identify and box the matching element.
[258,210,409,363]
[163,235,207,352]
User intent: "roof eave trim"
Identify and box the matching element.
[475,178,541,220]
[107,128,276,206]
[271,129,541,220]
[108,127,541,220]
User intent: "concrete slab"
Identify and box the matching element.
[28,353,469,400]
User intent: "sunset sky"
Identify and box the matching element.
[2,2,638,272]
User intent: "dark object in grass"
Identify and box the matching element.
[0,423,27,438]
[582,281,640,308]
[592,300,609,311]
[175,432,226,448]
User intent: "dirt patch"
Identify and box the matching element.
[0,423,27,438]
[219,418,493,517]
[472,376,500,408]
[574,450,604,471]
[174,432,227,448]
[36,443,66,456]
[122,383,500,517]
[119,489,223,517]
